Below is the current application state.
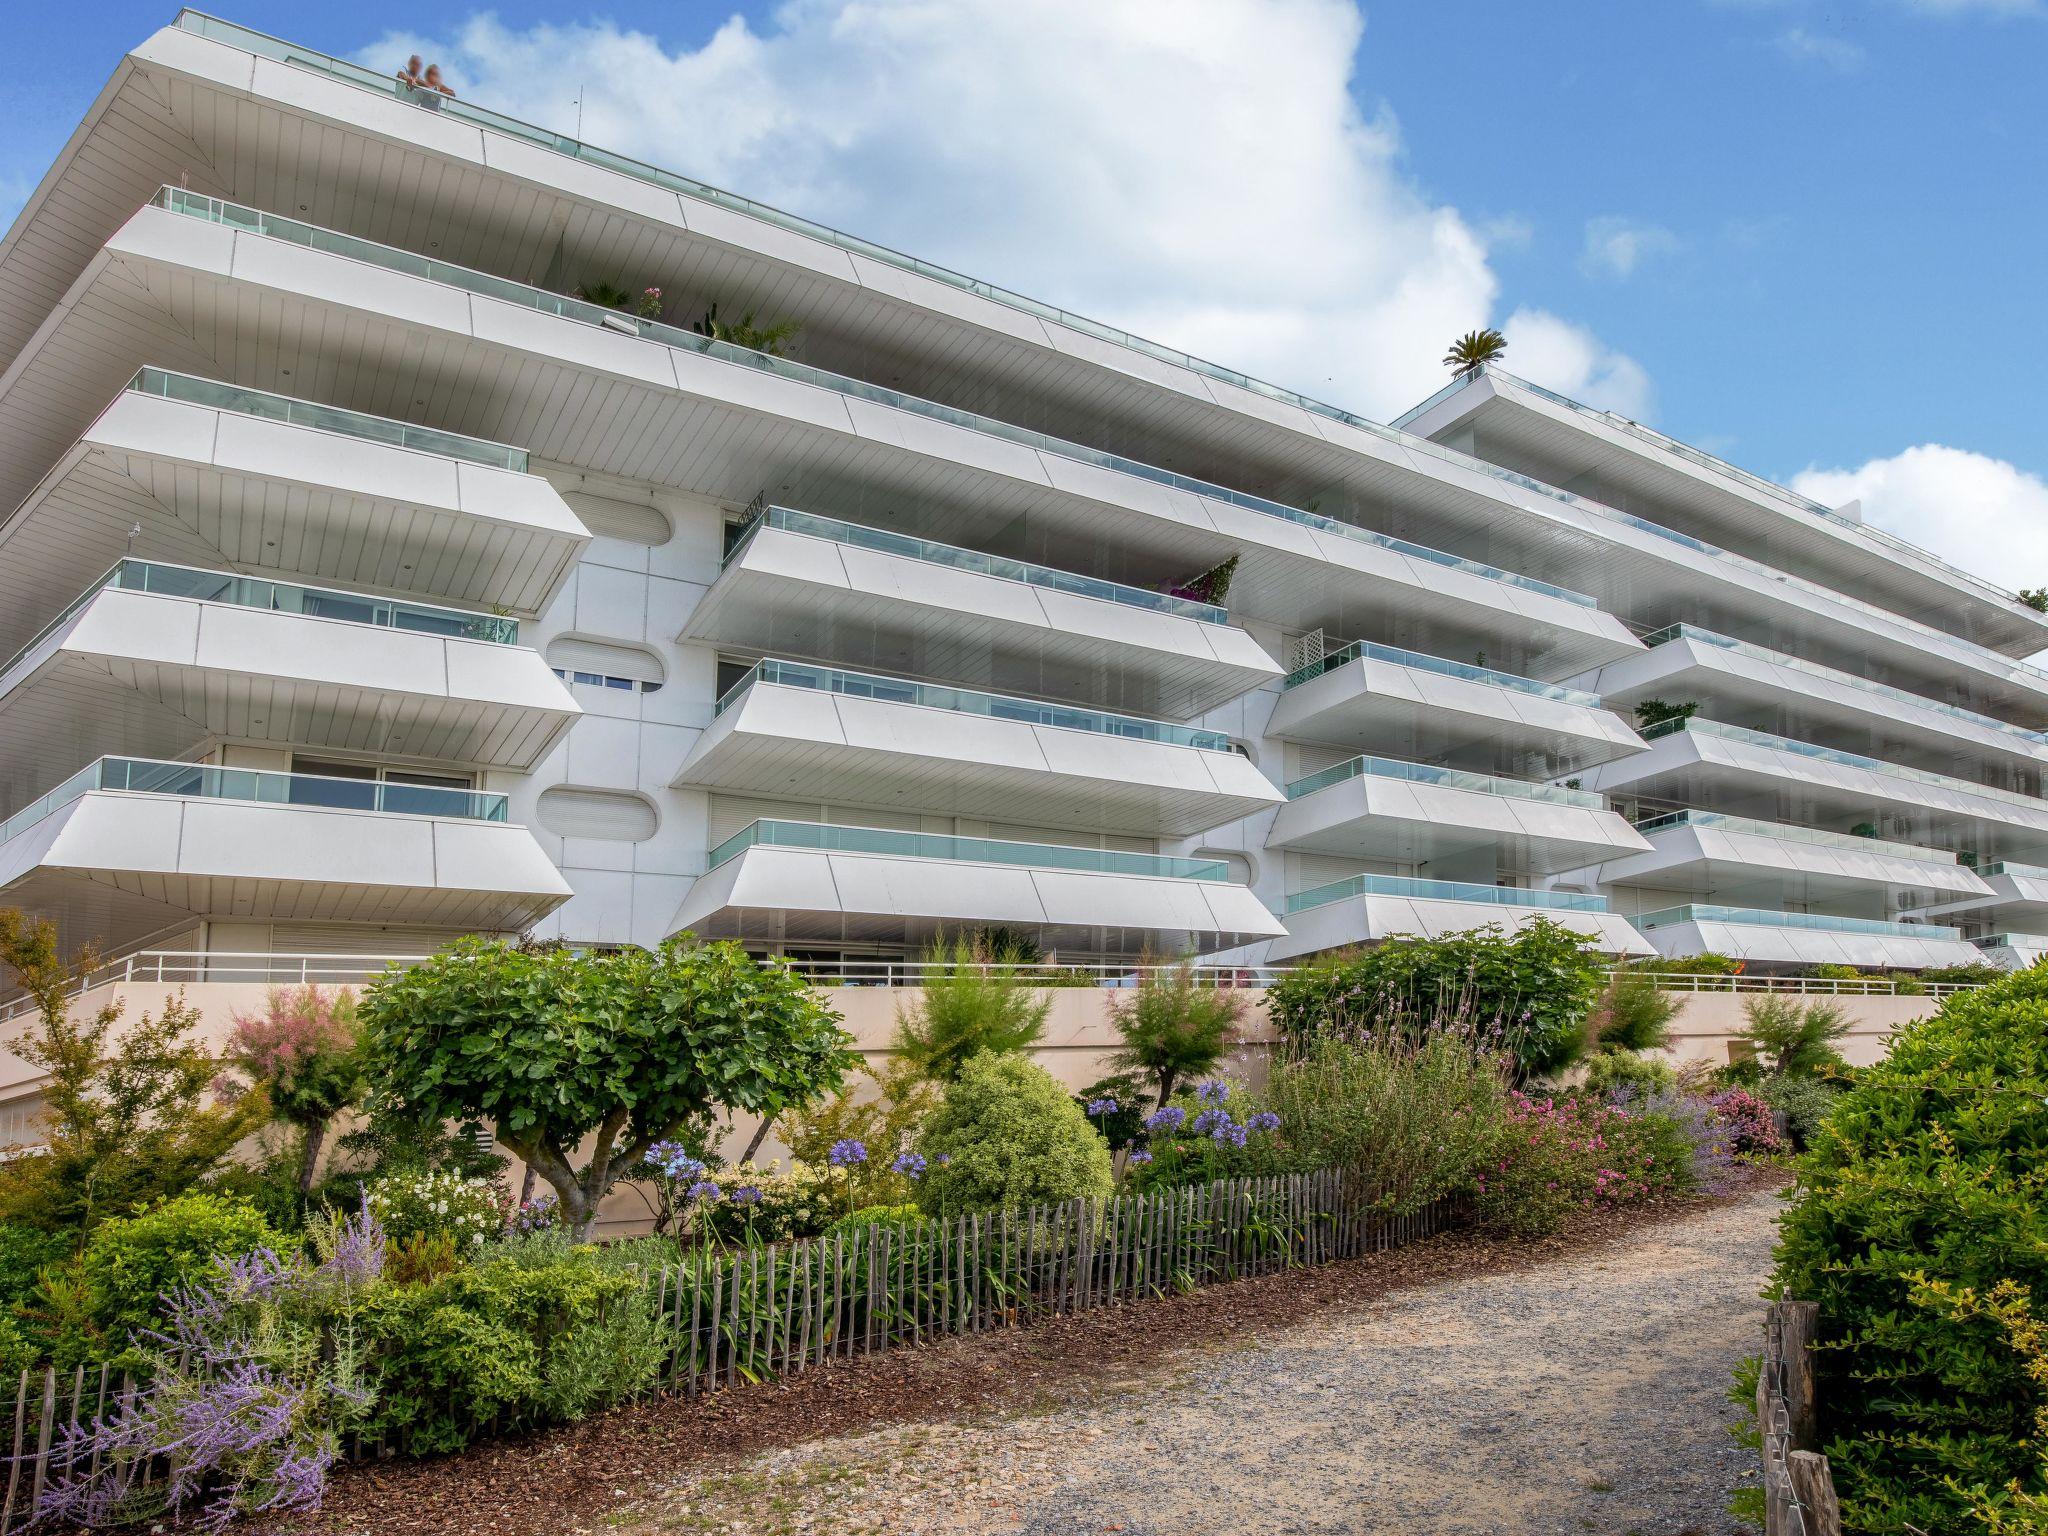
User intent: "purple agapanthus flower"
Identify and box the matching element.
[686,1179,724,1201]
[1127,1149,1154,1166]
[1085,1096,1119,1117]
[1248,1111,1281,1133]
[829,1138,868,1167]
[645,1140,706,1181]
[1145,1106,1186,1132]
[1191,1106,1232,1137]
[892,1151,927,1179]
[729,1185,764,1205]
[1195,1079,1230,1104]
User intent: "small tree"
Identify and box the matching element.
[891,934,1052,1082]
[693,300,801,356]
[1588,967,1678,1055]
[0,912,269,1235]
[357,936,853,1239]
[227,985,364,1196]
[1442,328,1506,378]
[1735,995,1851,1078]
[1109,960,1247,1108]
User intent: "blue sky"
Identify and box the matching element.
[4,1,2044,579]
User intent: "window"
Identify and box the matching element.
[552,667,661,694]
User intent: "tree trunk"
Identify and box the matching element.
[1155,1071,1176,1110]
[297,1118,329,1196]
[739,1118,774,1165]
[519,1165,537,1205]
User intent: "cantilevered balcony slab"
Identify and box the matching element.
[686,508,1280,719]
[0,371,587,662]
[672,821,1284,955]
[1267,876,1652,962]
[1632,904,1982,970]
[1265,642,1645,774]
[0,192,1636,674]
[673,663,1279,837]
[1564,811,1992,908]
[1573,625,2048,775]
[1267,757,1648,875]
[1576,719,2048,853]
[1905,862,2048,929]
[0,568,577,808]
[1975,935,2048,969]
[0,760,570,955]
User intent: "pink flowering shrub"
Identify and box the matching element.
[1708,1087,1786,1156]
[1475,1091,1696,1235]
[228,986,364,1195]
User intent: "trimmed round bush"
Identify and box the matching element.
[82,1192,281,1343]
[1769,967,2048,1533]
[1581,1050,1675,1099]
[915,1053,1113,1215]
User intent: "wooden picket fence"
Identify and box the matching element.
[1757,1300,1843,1536]
[0,1169,1453,1530]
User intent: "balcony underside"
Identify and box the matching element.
[0,389,586,663]
[0,587,576,809]
[684,523,1280,719]
[673,683,1279,837]
[0,202,1636,673]
[1264,657,1644,775]
[1638,918,1983,971]
[1265,778,1648,875]
[0,791,570,955]
[1570,826,1992,907]
[1401,371,2048,658]
[672,845,1284,955]
[1266,897,1652,964]
[1578,732,2048,856]
[1911,870,2048,928]
[1574,635,2048,775]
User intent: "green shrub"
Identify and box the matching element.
[1755,1074,1844,1151]
[364,1169,505,1252]
[1074,1073,1148,1150]
[915,1054,1112,1215]
[830,1204,922,1235]
[1768,968,2048,1532]
[362,1248,665,1454]
[891,935,1051,1082]
[1918,962,2005,986]
[0,1223,69,1306]
[1477,1092,1694,1236]
[81,1193,281,1345]
[1733,994,1850,1079]
[1266,919,1604,1078]
[1629,952,1744,977]
[695,1161,839,1244]
[1807,963,1868,981]
[1589,968,1678,1053]
[1129,1083,1292,1190]
[782,1058,939,1209]
[1581,1050,1676,1099]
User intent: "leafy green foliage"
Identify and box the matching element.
[364,1170,504,1251]
[891,935,1052,1082]
[1919,962,2007,985]
[782,1057,940,1208]
[1074,1073,1148,1150]
[81,1193,281,1347]
[692,300,801,356]
[1581,1049,1676,1098]
[228,985,364,1196]
[1732,995,1850,1079]
[829,1204,922,1236]
[915,1054,1112,1215]
[1266,919,1606,1078]
[0,911,270,1234]
[1768,968,2048,1531]
[1632,698,1699,731]
[1108,961,1246,1107]
[1476,1092,1695,1236]
[1755,1074,1844,1151]
[359,936,853,1238]
[1588,968,1678,1054]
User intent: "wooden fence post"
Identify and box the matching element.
[1786,1452,1841,1536]
[1774,1300,1820,1453]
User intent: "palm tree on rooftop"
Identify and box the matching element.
[1443,328,1507,378]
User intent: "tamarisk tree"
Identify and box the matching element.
[357,936,853,1238]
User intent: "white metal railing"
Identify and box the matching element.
[0,947,1991,1020]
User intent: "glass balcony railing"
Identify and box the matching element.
[1633,903,1962,941]
[0,559,518,684]
[1285,754,1606,808]
[1975,934,2048,950]
[1282,638,1606,707]
[723,506,1227,623]
[1641,623,2047,746]
[126,365,529,473]
[167,16,2033,663]
[0,756,508,845]
[1283,873,1609,916]
[149,185,1596,614]
[1629,809,1958,864]
[706,818,1229,880]
[1977,861,2048,881]
[1639,716,2048,813]
[714,659,1233,751]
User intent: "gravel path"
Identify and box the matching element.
[618,1192,1778,1536]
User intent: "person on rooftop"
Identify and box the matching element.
[396,54,424,88]
[423,63,456,97]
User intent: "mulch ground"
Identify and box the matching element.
[275,1167,1789,1536]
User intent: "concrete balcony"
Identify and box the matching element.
[1904,861,2048,932]
[0,559,578,811]
[686,506,1280,719]
[672,819,1284,956]
[1266,756,1649,875]
[1568,810,1992,908]
[0,369,587,666]
[1265,640,1645,774]
[1631,903,1982,970]
[1267,874,1652,963]
[674,660,1280,837]
[0,757,570,954]
[1575,623,2048,776]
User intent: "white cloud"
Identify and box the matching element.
[1500,308,1654,420]
[1792,445,2048,595]
[360,1,1639,422]
[1774,27,1867,69]
[1579,216,1681,279]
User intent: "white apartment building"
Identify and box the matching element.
[0,12,2040,986]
